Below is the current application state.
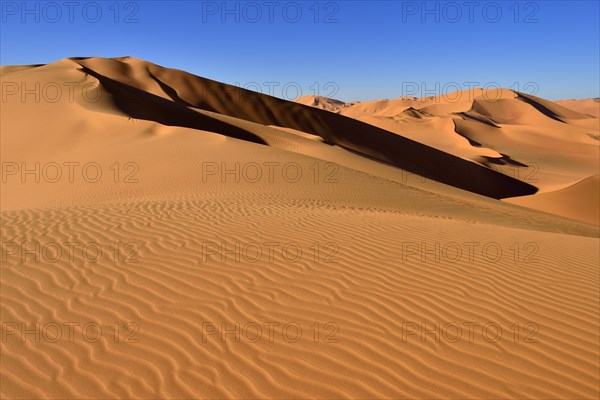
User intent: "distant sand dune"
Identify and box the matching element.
[299,88,599,194]
[555,98,600,118]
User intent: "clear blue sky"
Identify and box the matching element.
[1,1,598,101]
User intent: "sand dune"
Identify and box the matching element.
[1,57,598,399]
[294,95,351,112]
[69,57,538,199]
[555,98,600,118]
[506,175,600,225]
[300,89,599,194]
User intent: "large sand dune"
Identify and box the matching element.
[1,57,598,399]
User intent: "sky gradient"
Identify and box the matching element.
[1,0,598,101]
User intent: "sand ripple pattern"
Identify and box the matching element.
[1,198,599,399]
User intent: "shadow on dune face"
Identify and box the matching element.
[76,64,268,145]
[76,59,538,199]
[148,71,197,109]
